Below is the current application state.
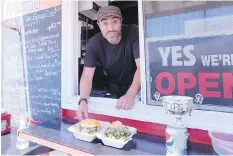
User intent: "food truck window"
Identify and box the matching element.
[143,1,233,112]
[76,1,140,100]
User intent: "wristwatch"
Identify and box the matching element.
[78,98,88,105]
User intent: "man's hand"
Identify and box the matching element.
[76,101,88,121]
[116,92,136,110]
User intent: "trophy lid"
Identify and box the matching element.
[161,95,193,101]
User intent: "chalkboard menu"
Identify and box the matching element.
[23,6,62,122]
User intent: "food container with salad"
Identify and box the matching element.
[97,121,137,148]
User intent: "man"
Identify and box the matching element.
[77,6,140,120]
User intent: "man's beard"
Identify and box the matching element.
[104,31,121,44]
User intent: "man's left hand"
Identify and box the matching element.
[115,93,136,110]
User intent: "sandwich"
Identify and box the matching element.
[105,121,131,140]
[77,119,100,135]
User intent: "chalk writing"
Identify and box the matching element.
[30,95,60,101]
[30,107,55,117]
[47,21,61,31]
[24,28,39,35]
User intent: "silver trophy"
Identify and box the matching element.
[154,92,203,155]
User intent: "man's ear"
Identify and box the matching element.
[120,17,123,25]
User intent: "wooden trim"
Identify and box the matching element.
[18,132,94,156]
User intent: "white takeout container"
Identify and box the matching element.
[68,121,110,142]
[209,131,233,155]
[97,124,137,149]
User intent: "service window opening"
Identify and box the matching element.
[77,1,139,99]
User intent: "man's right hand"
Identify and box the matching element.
[77,101,88,121]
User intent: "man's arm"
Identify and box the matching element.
[116,58,140,110]
[128,25,140,96]
[80,67,96,99]
[77,67,95,120]
[126,58,140,97]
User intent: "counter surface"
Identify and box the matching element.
[1,128,52,155]
[19,118,217,155]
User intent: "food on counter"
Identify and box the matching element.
[105,121,131,140]
[75,119,100,135]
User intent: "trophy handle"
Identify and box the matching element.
[154,92,168,113]
[189,93,203,116]
[154,92,161,101]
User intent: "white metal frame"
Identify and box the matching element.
[61,0,141,107]
[62,0,233,134]
[62,0,79,106]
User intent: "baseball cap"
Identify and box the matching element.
[95,6,122,21]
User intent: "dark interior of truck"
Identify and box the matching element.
[78,1,138,98]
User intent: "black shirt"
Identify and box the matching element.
[84,24,139,85]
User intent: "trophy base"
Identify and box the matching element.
[165,125,189,155]
[166,150,187,156]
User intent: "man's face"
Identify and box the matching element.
[97,16,122,44]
